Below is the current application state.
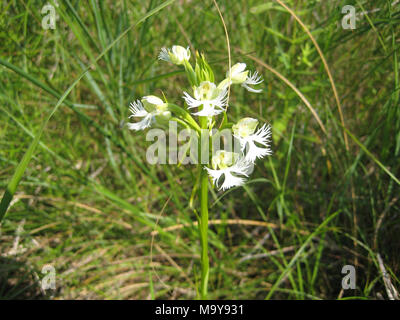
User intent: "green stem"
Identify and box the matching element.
[198,113,209,300]
[199,165,209,299]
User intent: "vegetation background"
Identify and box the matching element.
[0,0,399,299]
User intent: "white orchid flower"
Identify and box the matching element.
[183,81,228,117]
[233,118,272,162]
[158,45,191,65]
[127,95,170,131]
[205,151,252,191]
[219,63,264,93]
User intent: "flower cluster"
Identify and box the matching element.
[128,45,272,190]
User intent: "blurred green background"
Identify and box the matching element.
[0,0,399,299]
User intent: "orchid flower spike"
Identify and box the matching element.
[183,81,228,117]
[158,45,191,65]
[219,63,264,93]
[233,118,272,163]
[127,95,170,131]
[205,151,252,191]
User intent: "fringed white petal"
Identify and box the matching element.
[127,113,153,131]
[237,124,272,162]
[182,91,203,109]
[212,89,229,109]
[220,171,246,191]
[128,100,148,118]
[243,141,271,162]
[245,71,263,85]
[252,124,272,145]
[192,102,224,117]
[242,71,263,93]
[158,47,170,62]
[205,157,251,191]
[183,89,228,117]
[242,83,262,93]
[127,101,153,131]
[231,157,253,177]
[205,167,224,186]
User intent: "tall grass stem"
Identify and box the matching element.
[198,114,209,300]
[199,167,209,299]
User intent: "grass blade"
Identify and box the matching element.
[0,0,177,221]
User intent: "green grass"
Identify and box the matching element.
[1,0,399,299]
